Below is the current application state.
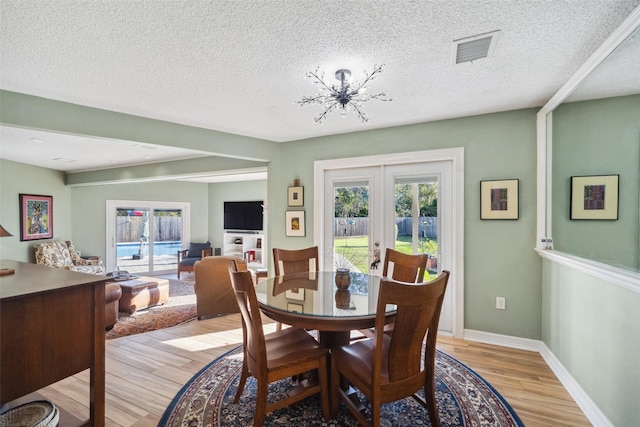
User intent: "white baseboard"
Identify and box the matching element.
[463,329,612,427]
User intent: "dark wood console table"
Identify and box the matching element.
[0,260,107,426]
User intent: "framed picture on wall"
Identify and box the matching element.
[285,210,305,236]
[480,179,519,220]
[288,186,304,207]
[19,194,54,241]
[570,174,619,220]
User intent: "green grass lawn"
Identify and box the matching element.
[334,235,438,278]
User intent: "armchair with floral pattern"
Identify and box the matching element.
[35,241,106,275]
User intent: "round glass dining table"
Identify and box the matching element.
[254,270,396,347]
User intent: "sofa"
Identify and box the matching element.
[194,256,253,320]
[105,282,123,330]
[35,240,106,275]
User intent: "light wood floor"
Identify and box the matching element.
[27,311,591,427]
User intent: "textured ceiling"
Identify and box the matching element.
[1,0,639,174]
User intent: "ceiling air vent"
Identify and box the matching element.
[452,30,500,65]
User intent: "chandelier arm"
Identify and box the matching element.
[348,101,369,123]
[315,101,339,123]
[351,65,384,93]
[308,69,340,95]
[367,92,392,101]
[298,94,332,106]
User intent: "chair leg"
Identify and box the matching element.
[370,397,381,427]
[424,384,440,427]
[253,378,268,427]
[276,322,282,331]
[234,361,249,403]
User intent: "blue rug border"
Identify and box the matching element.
[158,346,525,427]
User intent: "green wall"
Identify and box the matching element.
[208,180,268,251]
[542,259,640,426]
[71,181,211,261]
[269,109,541,338]
[552,95,640,270]
[0,159,70,262]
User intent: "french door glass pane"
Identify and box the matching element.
[333,182,370,273]
[116,208,150,273]
[152,209,183,273]
[394,178,439,279]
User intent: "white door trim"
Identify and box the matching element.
[314,148,464,337]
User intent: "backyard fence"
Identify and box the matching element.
[116,216,183,243]
[334,217,437,239]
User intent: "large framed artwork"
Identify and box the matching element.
[285,210,305,237]
[19,194,53,241]
[570,174,619,220]
[480,179,519,220]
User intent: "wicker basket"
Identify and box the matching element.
[0,400,59,427]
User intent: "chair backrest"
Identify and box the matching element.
[185,241,212,259]
[229,260,266,375]
[382,248,428,283]
[272,246,319,276]
[194,256,248,318]
[373,270,450,383]
[34,241,74,268]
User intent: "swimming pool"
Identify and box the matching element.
[117,241,183,257]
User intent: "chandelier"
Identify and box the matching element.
[297,65,391,123]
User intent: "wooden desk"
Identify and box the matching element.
[0,260,107,426]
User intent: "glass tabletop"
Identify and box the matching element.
[255,270,395,319]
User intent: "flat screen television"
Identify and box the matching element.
[224,201,263,231]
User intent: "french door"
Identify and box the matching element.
[105,200,190,275]
[315,149,464,336]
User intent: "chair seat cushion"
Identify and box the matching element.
[332,336,393,385]
[179,257,200,267]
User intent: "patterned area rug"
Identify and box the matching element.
[106,279,196,339]
[159,346,524,427]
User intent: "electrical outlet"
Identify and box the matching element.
[496,297,506,310]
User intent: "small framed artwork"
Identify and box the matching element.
[285,288,305,300]
[288,186,304,207]
[19,194,53,241]
[285,210,305,237]
[287,303,303,313]
[570,174,619,220]
[480,179,519,220]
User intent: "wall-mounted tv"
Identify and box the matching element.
[224,201,264,231]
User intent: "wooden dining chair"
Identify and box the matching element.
[331,270,450,427]
[382,247,428,282]
[272,246,319,330]
[355,248,429,340]
[273,246,319,275]
[228,261,330,426]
